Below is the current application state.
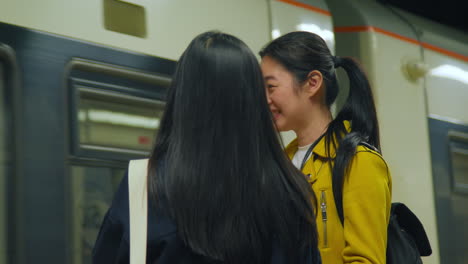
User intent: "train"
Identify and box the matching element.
[0,0,466,263]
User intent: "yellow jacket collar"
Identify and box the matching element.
[285,120,351,159]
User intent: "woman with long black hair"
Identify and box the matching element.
[260,31,392,264]
[92,31,321,264]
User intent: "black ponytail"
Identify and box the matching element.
[328,56,380,221]
[332,56,380,148]
[260,32,380,222]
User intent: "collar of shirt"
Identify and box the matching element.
[285,120,351,160]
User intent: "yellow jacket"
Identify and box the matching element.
[285,123,392,264]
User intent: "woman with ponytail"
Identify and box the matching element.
[260,31,392,264]
[93,31,321,264]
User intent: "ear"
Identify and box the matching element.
[303,70,323,97]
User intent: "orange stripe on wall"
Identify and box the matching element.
[421,42,468,62]
[334,26,468,62]
[277,0,331,16]
[335,26,419,45]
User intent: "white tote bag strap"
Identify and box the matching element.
[128,159,149,264]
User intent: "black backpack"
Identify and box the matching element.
[385,203,432,264]
[335,199,432,263]
[333,143,433,263]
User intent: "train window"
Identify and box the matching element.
[0,62,6,264]
[70,165,125,264]
[66,58,171,263]
[76,86,164,155]
[449,131,468,194]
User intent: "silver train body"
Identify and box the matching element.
[0,0,466,263]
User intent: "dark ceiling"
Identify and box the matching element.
[382,0,468,33]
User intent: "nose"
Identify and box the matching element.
[266,90,272,105]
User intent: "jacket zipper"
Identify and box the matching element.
[320,190,328,248]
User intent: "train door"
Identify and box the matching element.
[428,119,468,264]
[66,59,169,264]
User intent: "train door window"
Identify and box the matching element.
[0,61,6,264]
[70,165,125,264]
[76,86,164,155]
[449,131,468,194]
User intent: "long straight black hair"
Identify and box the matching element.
[148,31,318,263]
[259,31,380,222]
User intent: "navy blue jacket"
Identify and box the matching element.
[92,173,321,264]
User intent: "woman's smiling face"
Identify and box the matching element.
[261,56,311,132]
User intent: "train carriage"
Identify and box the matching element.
[0,0,466,263]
